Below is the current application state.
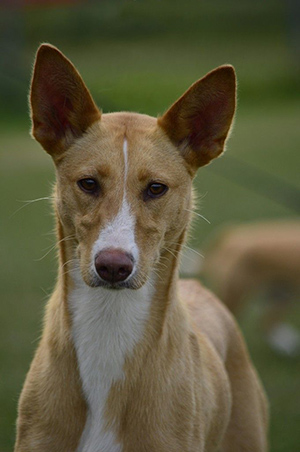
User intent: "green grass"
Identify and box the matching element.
[1,1,300,450]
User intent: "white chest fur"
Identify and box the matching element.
[69,270,152,452]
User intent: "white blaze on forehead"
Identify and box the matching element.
[92,137,138,264]
[123,137,128,182]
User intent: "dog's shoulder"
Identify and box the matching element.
[178,278,241,362]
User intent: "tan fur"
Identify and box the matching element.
[15,44,268,451]
[202,221,300,313]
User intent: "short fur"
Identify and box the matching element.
[15,44,268,452]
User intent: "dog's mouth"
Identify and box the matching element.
[89,276,143,291]
[72,263,143,291]
[88,265,148,291]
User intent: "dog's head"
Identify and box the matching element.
[30,44,236,290]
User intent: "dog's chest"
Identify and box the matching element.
[69,275,152,452]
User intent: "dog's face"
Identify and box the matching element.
[54,113,194,289]
[30,44,236,290]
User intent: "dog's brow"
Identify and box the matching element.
[71,165,111,181]
[137,168,172,187]
[95,164,112,178]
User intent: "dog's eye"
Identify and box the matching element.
[145,182,168,200]
[77,178,99,194]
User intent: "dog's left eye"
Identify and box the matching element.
[144,182,168,200]
[77,178,99,194]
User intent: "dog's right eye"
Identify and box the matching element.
[77,178,99,195]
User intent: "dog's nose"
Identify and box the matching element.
[95,249,134,284]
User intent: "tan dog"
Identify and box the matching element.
[202,221,300,312]
[15,44,268,452]
[202,221,300,355]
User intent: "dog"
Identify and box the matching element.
[201,220,300,356]
[15,44,268,452]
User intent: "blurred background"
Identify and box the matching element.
[0,0,299,450]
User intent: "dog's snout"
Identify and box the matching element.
[95,249,134,284]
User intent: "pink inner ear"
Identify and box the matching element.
[50,93,73,135]
[39,76,75,139]
[189,96,230,150]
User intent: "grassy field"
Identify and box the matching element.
[1,1,300,450]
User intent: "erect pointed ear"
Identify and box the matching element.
[158,65,236,171]
[30,44,101,157]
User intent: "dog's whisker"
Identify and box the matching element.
[40,286,51,297]
[197,191,208,202]
[11,197,53,218]
[61,258,78,270]
[163,248,178,260]
[42,230,56,237]
[167,241,204,260]
[182,245,204,259]
[34,244,59,262]
[151,268,164,283]
[157,261,169,270]
[158,255,173,267]
[162,245,183,257]
[163,242,182,252]
[57,235,77,246]
[184,208,211,224]
[35,236,76,262]
[61,263,81,278]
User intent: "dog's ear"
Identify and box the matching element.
[30,44,101,157]
[158,66,236,171]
